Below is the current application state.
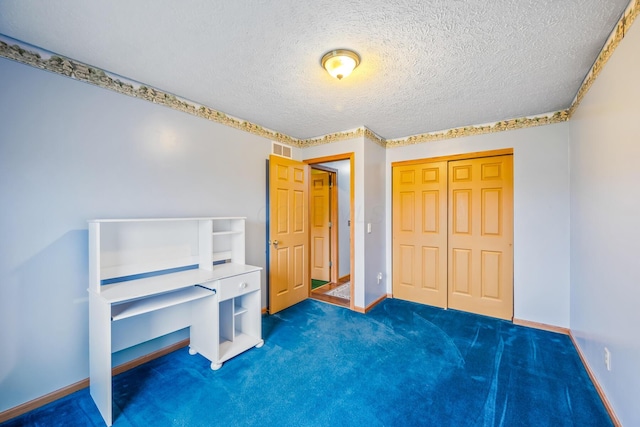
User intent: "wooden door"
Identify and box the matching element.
[310,170,331,282]
[392,161,448,308]
[448,155,513,320]
[268,155,309,314]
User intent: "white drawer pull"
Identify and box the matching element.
[239,282,248,289]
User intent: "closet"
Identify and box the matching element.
[392,151,513,320]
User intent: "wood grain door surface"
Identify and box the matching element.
[448,155,513,320]
[268,155,309,314]
[392,154,513,320]
[310,170,331,282]
[392,161,448,308]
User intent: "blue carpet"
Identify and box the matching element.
[2,299,612,426]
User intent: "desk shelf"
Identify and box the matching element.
[110,286,213,321]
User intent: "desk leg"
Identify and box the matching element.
[89,293,113,426]
[189,294,218,365]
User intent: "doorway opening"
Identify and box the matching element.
[305,154,354,309]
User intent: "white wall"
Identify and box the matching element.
[363,139,387,306]
[385,123,571,327]
[0,57,272,412]
[335,161,351,279]
[569,20,640,426]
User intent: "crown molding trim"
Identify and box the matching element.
[1,0,637,150]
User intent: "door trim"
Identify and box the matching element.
[310,165,339,283]
[391,148,513,167]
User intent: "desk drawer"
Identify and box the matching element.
[217,271,260,301]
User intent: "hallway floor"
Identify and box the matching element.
[310,278,350,308]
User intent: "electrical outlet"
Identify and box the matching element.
[604,347,611,371]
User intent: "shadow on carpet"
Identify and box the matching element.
[2,299,612,426]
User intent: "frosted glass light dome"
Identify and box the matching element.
[321,49,361,80]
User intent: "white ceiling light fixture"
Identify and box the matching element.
[321,49,361,80]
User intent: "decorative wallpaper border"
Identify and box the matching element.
[300,126,386,148]
[568,0,639,118]
[385,110,570,148]
[0,37,305,148]
[303,127,366,147]
[0,0,637,149]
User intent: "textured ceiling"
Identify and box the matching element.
[0,0,631,140]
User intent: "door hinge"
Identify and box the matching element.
[328,221,332,228]
[329,261,333,267]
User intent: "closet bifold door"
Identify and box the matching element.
[392,161,448,308]
[447,155,513,320]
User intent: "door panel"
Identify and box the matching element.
[448,155,513,320]
[422,191,439,232]
[399,244,414,284]
[451,248,471,295]
[399,191,415,231]
[392,161,448,308]
[274,247,289,296]
[421,246,440,290]
[453,190,472,234]
[482,189,501,235]
[481,250,502,299]
[294,245,305,286]
[269,155,309,314]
